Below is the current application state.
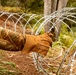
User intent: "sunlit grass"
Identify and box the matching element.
[0,6,23,13]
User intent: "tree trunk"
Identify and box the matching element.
[44,0,51,16]
[44,0,68,40]
[55,0,68,40]
[44,0,52,32]
[51,0,57,13]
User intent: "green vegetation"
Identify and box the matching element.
[0,0,76,13]
[0,6,23,12]
[0,0,43,14]
[67,0,76,7]
[0,60,20,75]
[59,25,75,48]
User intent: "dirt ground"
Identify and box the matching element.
[0,50,41,75]
[0,50,58,75]
[0,49,75,75]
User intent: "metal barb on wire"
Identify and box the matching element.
[56,40,76,75]
[70,51,76,75]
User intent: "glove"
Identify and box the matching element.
[22,33,53,56]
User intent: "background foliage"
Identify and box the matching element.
[0,0,76,13]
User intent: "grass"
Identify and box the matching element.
[0,61,19,75]
[0,50,21,75]
[0,6,23,13]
